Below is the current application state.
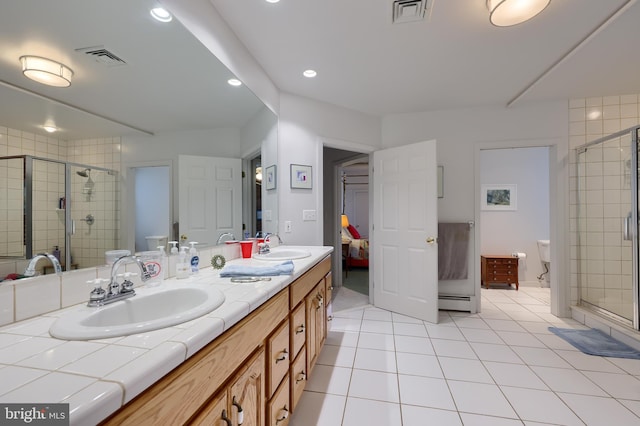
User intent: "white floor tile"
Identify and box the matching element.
[348,369,399,403]
[363,308,392,322]
[425,324,465,340]
[397,375,455,410]
[460,327,504,344]
[395,352,442,378]
[401,405,462,426]
[483,361,548,390]
[289,391,346,426]
[448,380,517,418]
[353,348,396,373]
[342,397,401,425]
[393,322,428,337]
[555,349,626,373]
[452,317,490,329]
[609,357,640,375]
[501,386,583,425]
[530,365,608,396]
[533,332,580,351]
[360,319,394,335]
[325,330,360,348]
[394,335,434,355]
[392,312,423,324]
[438,357,494,384]
[470,342,523,364]
[304,364,352,396]
[484,319,527,332]
[431,339,478,360]
[559,392,640,426]
[330,317,362,333]
[316,344,356,368]
[494,330,546,348]
[582,371,640,400]
[332,308,365,320]
[511,346,572,368]
[458,412,523,425]
[619,399,640,417]
[357,332,395,351]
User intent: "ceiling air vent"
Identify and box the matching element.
[392,0,431,24]
[75,46,127,67]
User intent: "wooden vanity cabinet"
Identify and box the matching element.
[102,254,331,426]
[192,349,265,426]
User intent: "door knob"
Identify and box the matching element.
[426,237,437,244]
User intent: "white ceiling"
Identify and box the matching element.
[0,0,266,140]
[211,0,640,115]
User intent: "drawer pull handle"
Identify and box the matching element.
[328,315,333,321]
[295,324,305,334]
[296,371,306,383]
[276,350,288,363]
[221,409,232,426]
[232,397,244,425]
[276,406,289,423]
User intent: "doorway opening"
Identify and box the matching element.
[131,164,171,253]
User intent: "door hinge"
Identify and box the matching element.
[242,171,246,178]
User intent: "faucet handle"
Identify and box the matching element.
[121,272,137,292]
[87,279,107,303]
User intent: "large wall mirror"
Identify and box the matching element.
[0,0,277,272]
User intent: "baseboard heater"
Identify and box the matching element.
[439,294,477,313]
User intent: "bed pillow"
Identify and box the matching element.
[347,224,362,239]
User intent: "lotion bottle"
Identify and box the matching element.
[157,246,168,280]
[189,241,199,274]
[176,246,190,279]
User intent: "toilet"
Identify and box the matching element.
[146,235,168,251]
[537,240,550,286]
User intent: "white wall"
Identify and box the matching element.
[480,147,550,282]
[277,93,381,245]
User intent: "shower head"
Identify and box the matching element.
[77,168,91,178]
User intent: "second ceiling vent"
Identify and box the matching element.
[392,0,432,24]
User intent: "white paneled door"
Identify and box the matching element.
[372,140,439,323]
[179,155,242,247]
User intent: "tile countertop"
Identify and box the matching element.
[0,246,333,426]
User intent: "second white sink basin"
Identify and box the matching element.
[50,283,225,340]
[253,248,311,261]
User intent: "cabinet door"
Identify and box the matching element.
[290,347,307,413]
[190,391,230,426]
[267,376,290,426]
[290,302,306,358]
[305,288,318,374]
[229,349,265,426]
[315,284,326,354]
[267,320,290,398]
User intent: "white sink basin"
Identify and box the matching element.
[50,283,226,340]
[253,248,311,261]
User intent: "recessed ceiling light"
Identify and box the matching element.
[265,0,281,3]
[43,125,57,133]
[587,110,601,120]
[228,78,242,86]
[150,7,172,22]
[303,69,317,78]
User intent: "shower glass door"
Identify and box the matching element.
[576,126,639,328]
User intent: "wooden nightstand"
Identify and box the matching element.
[481,255,519,290]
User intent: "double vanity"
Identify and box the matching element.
[0,246,333,425]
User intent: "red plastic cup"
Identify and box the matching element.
[239,241,253,258]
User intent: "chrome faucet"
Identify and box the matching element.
[23,253,62,276]
[87,255,152,307]
[216,232,236,244]
[265,233,283,245]
[259,233,283,254]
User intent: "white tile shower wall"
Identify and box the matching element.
[569,95,640,320]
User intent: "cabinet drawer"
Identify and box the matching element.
[486,258,517,266]
[489,275,516,283]
[290,303,306,358]
[267,320,290,398]
[268,376,290,426]
[290,348,306,413]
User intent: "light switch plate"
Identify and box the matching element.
[284,221,292,232]
[302,210,317,221]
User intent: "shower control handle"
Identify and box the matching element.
[624,212,632,241]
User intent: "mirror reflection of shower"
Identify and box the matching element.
[77,168,95,199]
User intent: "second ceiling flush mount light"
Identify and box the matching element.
[20,55,73,87]
[486,0,551,27]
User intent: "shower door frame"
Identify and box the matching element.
[576,125,640,330]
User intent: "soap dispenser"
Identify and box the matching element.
[157,246,168,280]
[189,241,199,274]
[169,241,179,256]
[176,246,190,279]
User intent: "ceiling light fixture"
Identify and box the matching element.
[486,0,551,27]
[20,56,73,87]
[227,78,242,86]
[43,125,57,133]
[265,0,281,3]
[150,7,172,22]
[303,69,317,78]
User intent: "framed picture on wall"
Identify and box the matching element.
[290,164,312,189]
[265,165,276,190]
[481,184,517,211]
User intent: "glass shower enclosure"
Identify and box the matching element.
[575,125,639,329]
[0,155,119,271]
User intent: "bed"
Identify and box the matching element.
[341,224,369,268]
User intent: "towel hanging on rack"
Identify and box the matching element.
[438,223,471,280]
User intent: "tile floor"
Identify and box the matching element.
[289,286,640,425]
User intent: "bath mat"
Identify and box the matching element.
[549,327,640,359]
